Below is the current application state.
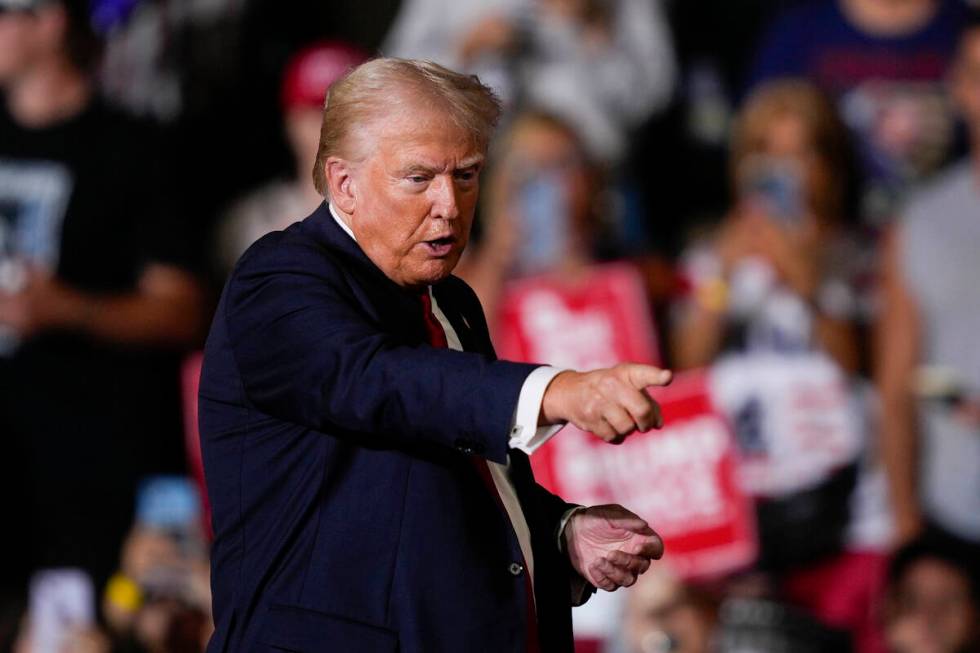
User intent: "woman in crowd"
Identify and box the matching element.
[671,79,891,653]
[460,110,608,321]
[671,79,864,374]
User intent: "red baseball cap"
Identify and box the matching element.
[280,41,369,112]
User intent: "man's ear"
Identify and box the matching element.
[325,157,357,214]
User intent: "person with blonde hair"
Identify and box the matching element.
[671,79,891,651]
[673,79,862,374]
[200,57,673,652]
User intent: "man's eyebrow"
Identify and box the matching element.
[457,156,484,170]
[395,157,484,176]
[396,163,438,176]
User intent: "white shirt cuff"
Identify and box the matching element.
[508,366,567,455]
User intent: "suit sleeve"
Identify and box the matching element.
[224,240,537,464]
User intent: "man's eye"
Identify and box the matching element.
[455,170,477,182]
[408,175,428,184]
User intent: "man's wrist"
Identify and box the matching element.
[509,366,567,454]
[556,505,586,553]
[557,505,596,606]
[540,370,576,426]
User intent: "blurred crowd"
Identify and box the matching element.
[1,0,979,651]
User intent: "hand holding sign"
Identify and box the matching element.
[541,364,672,444]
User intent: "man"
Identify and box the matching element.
[876,14,980,549]
[200,58,670,652]
[882,537,979,653]
[0,0,205,602]
[749,0,967,224]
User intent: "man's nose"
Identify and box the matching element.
[428,175,460,220]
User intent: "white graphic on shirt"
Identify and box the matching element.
[0,158,74,353]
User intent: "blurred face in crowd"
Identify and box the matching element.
[496,116,595,270]
[738,111,834,229]
[622,570,715,653]
[510,118,592,226]
[0,8,37,81]
[886,558,978,653]
[952,28,980,137]
[285,106,324,176]
[0,3,62,83]
[328,99,483,289]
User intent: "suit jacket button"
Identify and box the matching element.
[454,438,476,454]
[508,562,524,576]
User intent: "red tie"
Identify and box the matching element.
[419,291,541,653]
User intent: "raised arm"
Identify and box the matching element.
[223,243,537,464]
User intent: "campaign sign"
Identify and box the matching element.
[496,265,756,578]
[709,351,862,498]
[496,263,660,371]
[533,373,757,579]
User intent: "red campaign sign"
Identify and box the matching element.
[496,263,661,371]
[496,266,756,578]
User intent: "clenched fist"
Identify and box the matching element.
[540,364,672,444]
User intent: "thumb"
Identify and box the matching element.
[601,506,654,534]
[622,364,672,390]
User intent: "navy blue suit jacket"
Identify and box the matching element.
[199,204,585,652]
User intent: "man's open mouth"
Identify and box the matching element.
[423,236,456,256]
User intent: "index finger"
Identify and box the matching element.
[622,364,672,390]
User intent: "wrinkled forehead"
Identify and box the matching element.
[361,103,486,168]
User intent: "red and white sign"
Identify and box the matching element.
[709,352,862,498]
[531,373,757,579]
[496,265,757,578]
[496,263,660,371]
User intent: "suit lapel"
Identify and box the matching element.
[302,203,427,342]
[431,282,482,354]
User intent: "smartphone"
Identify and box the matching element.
[135,475,205,559]
[738,155,805,226]
[28,569,95,653]
[516,172,568,275]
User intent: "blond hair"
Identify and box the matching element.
[730,79,852,222]
[312,58,502,196]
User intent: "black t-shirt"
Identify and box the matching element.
[0,96,196,290]
[0,96,197,579]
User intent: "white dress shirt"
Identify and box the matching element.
[327,204,566,587]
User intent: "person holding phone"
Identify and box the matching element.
[671,79,863,375]
[669,80,891,651]
[459,111,607,322]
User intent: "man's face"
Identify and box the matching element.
[887,558,977,653]
[284,106,323,176]
[0,9,39,82]
[346,108,483,289]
